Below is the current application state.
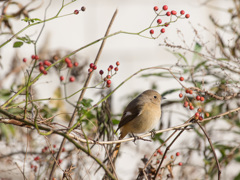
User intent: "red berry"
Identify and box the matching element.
[90,63,95,68]
[197,108,202,112]
[74,62,78,67]
[58,159,63,164]
[74,10,79,14]
[178,162,183,166]
[65,58,71,64]
[39,65,45,72]
[153,6,159,11]
[30,164,34,169]
[35,55,39,60]
[180,10,185,15]
[189,105,194,110]
[34,166,38,172]
[179,77,184,81]
[114,67,118,71]
[162,5,168,11]
[81,6,86,11]
[196,95,201,101]
[200,97,205,101]
[99,70,104,75]
[69,76,75,82]
[154,153,157,156]
[67,63,73,68]
[161,28,165,33]
[185,14,190,18]
[42,149,46,153]
[42,70,47,75]
[107,75,111,79]
[34,156,40,161]
[53,144,56,148]
[93,65,97,70]
[108,67,112,71]
[106,84,111,88]
[44,146,48,150]
[116,61,120,66]
[109,65,114,69]
[199,116,203,121]
[150,29,154,34]
[205,112,210,117]
[166,11,171,16]
[107,80,111,85]
[156,160,160,164]
[31,55,36,59]
[179,93,183,98]
[185,89,190,94]
[43,60,51,67]
[184,101,188,107]
[176,152,180,156]
[23,58,27,62]
[60,76,64,81]
[189,90,193,94]
[157,149,161,154]
[157,19,162,24]
[171,10,177,15]
[39,62,43,66]
[164,23,169,27]
[88,68,93,73]
[62,147,65,152]
[195,112,200,117]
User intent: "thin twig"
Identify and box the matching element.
[153,126,188,179]
[49,9,119,179]
[196,121,221,180]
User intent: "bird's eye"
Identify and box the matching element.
[154,95,157,99]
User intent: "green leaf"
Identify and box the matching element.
[17,35,34,44]
[234,172,240,180]
[13,41,23,48]
[112,119,120,125]
[194,42,202,52]
[21,17,42,23]
[162,88,181,97]
[141,72,172,78]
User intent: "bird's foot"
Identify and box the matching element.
[131,133,151,144]
[150,129,156,138]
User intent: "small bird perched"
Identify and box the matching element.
[111,89,163,163]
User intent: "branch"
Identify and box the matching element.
[196,122,221,180]
[49,9,119,179]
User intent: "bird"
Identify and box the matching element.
[111,89,163,163]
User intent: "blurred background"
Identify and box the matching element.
[0,0,239,179]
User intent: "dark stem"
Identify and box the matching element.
[153,126,187,179]
[196,121,221,180]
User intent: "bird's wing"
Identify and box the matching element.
[116,99,143,132]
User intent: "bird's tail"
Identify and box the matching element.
[110,133,125,165]
[111,142,121,163]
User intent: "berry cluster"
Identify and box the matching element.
[153,149,183,167]
[88,63,97,73]
[59,57,79,82]
[149,5,190,38]
[23,55,53,75]
[178,76,209,120]
[73,6,86,15]
[99,61,120,88]
[30,144,65,173]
